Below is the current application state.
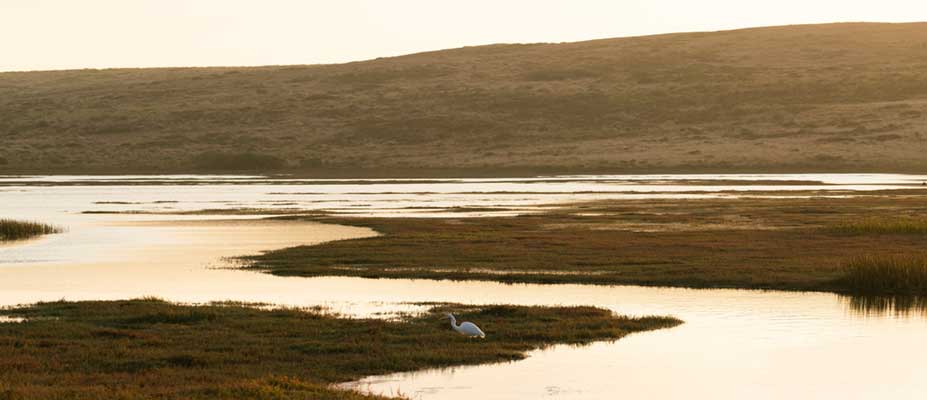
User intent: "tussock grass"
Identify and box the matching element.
[829,217,927,235]
[841,255,927,294]
[0,219,62,241]
[0,299,680,399]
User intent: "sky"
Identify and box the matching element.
[1,0,926,72]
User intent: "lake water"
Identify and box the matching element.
[2,174,926,399]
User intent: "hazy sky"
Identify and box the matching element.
[2,0,926,72]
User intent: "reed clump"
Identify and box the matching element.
[0,219,62,241]
[829,217,927,235]
[842,255,927,294]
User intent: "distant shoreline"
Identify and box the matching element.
[2,166,926,179]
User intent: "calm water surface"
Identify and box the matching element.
[2,173,925,218]
[2,174,926,399]
[340,280,927,400]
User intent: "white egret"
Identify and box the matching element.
[446,313,486,338]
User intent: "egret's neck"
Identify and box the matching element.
[448,314,459,329]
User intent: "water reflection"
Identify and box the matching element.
[341,280,927,400]
[0,218,382,311]
[842,295,927,318]
[2,174,925,219]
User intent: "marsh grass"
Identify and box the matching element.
[841,255,927,294]
[0,219,62,241]
[828,217,927,235]
[0,299,679,399]
[245,197,927,293]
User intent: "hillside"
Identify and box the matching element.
[2,22,927,175]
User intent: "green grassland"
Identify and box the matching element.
[0,299,679,399]
[2,22,927,175]
[246,195,927,294]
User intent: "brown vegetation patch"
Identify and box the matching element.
[0,299,679,399]
[246,196,927,293]
[3,23,927,174]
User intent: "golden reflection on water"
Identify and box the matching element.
[344,281,927,400]
[0,217,378,308]
[842,295,927,318]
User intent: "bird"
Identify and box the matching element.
[446,313,486,338]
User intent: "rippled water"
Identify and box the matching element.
[2,174,927,399]
[2,173,925,219]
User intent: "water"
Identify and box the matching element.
[338,281,927,400]
[0,218,378,308]
[2,174,927,399]
[2,173,925,219]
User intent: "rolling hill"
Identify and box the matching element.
[2,22,927,175]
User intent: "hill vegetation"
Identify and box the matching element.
[2,23,927,175]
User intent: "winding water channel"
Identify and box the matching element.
[2,174,926,399]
